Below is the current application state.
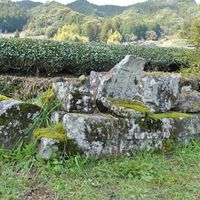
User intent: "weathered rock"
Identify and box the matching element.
[124,114,200,153]
[62,112,200,156]
[50,56,200,157]
[175,87,200,113]
[51,111,66,124]
[89,71,106,98]
[0,100,41,148]
[181,77,200,92]
[53,78,96,113]
[63,113,119,156]
[97,97,149,118]
[141,74,180,112]
[97,55,145,101]
[38,137,60,160]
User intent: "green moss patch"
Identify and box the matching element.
[0,95,13,101]
[151,112,192,119]
[108,98,150,113]
[33,123,67,142]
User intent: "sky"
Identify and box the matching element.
[14,0,200,6]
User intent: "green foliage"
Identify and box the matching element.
[83,22,99,42]
[27,88,61,133]
[180,50,200,79]
[67,0,126,17]
[118,0,199,38]
[0,38,190,76]
[181,20,200,48]
[133,24,148,40]
[15,0,42,9]
[0,0,28,32]
[107,30,122,44]
[25,1,87,37]
[54,24,89,43]
[0,0,199,43]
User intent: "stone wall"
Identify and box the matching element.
[52,55,200,156]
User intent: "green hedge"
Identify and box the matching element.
[0,38,191,76]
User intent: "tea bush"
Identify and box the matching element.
[0,38,191,76]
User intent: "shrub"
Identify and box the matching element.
[180,51,200,80]
[0,38,191,76]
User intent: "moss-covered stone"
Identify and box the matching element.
[151,112,192,119]
[0,95,13,101]
[107,98,150,113]
[34,123,67,142]
[135,114,162,132]
[0,100,41,149]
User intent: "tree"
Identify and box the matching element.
[133,24,148,40]
[107,30,122,44]
[111,18,121,32]
[145,30,158,41]
[181,20,200,48]
[83,22,99,42]
[152,23,162,39]
[99,19,112,42]
[0,0,28,32]
[54,24,89,43]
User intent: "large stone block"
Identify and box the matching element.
[63,113,119,156]
[53,78,96,113]
[97,55,145,100]
[175,86,200,113]
[141,74,180,112]
[62,112,200,156]
[0,100,41,148]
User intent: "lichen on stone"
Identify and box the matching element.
[107,98,150,113]
[33,123,67,142]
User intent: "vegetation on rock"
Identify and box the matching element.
[151,112,192,119]
[0,94,13,101]
[108,98,150,113]
[33,123,67,142]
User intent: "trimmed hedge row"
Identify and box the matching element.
[0,38,191,76]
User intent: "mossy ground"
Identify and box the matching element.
[0,141,200,200]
